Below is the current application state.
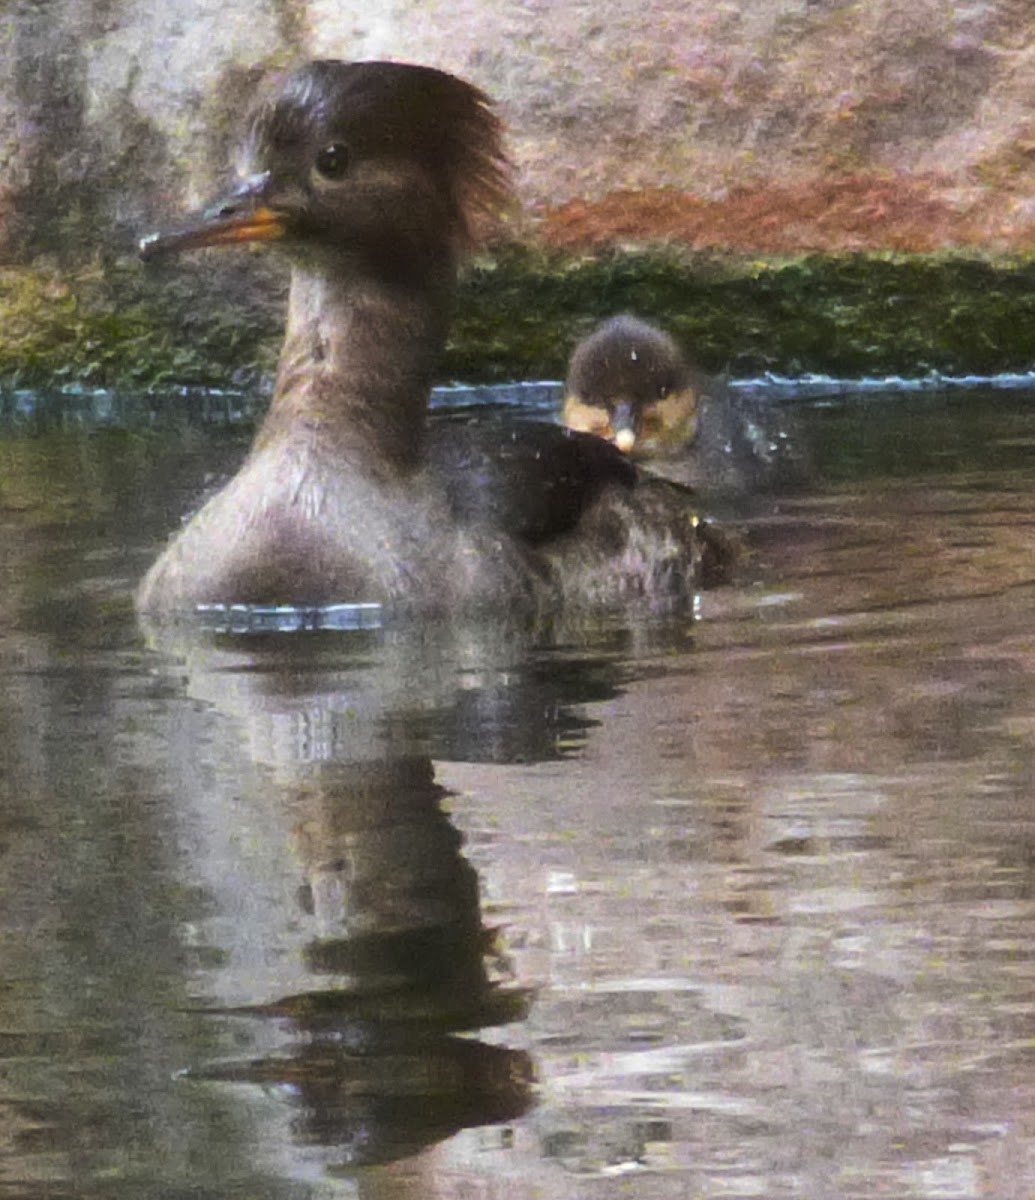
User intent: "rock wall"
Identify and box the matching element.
[3,0,1035,258]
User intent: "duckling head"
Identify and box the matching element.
[563,315,699,458]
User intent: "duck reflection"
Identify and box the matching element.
[188,749,532,1168]
[152,622,631,1177]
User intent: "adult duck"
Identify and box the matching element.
[137,61,723,617]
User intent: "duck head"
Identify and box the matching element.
[140,60,510,283]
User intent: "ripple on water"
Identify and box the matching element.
[1,384,1034,1197]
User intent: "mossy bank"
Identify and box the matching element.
[2,247,1035,393]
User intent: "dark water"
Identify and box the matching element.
[1,389,1033,1199]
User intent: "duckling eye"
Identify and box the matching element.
[313,142,350,181]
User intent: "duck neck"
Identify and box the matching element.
[257,258,453,477]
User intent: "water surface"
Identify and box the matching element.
[0,388,1033,1198]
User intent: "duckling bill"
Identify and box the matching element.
[136,61,725,618]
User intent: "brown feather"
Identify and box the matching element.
[244,60,512,252]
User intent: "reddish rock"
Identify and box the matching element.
[4,1,1035,257]
[539,174,1035,254]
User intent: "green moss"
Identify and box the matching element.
[3,245,1035,391]
[449,245,1035,381]
[0,256,281,390]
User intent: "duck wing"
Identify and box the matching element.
[428,417,637,544]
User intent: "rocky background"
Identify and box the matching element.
[3,0,1035,258]
[3,0,1035,386]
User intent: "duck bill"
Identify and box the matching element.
[139,174,287,261]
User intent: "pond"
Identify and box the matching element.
[0,386,1033,1198]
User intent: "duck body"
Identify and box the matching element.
[138,414,665,614]
[138,268,549,614]
[137,62,713,619]
[138,405,704,615]
[138,416,507,612]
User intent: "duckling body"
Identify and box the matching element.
[137,62,714,618]
[563,315,810,501]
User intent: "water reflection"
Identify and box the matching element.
[175,697,535,1168]
[136,615,664,1188]
[141,624,597,1179]
[0,389,1034,1197]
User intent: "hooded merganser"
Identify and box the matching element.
[136,61,723,617]
[564,314,741,582]
[564,316,808,507]
[563,315,703,459]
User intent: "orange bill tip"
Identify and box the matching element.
[139,205,286,261]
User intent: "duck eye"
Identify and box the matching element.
[314,142,350,181]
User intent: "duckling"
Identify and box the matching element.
[136,61,721,618]
[564,316,702,459]
[564,317,807,501]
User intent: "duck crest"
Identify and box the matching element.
[246,60,512,254]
